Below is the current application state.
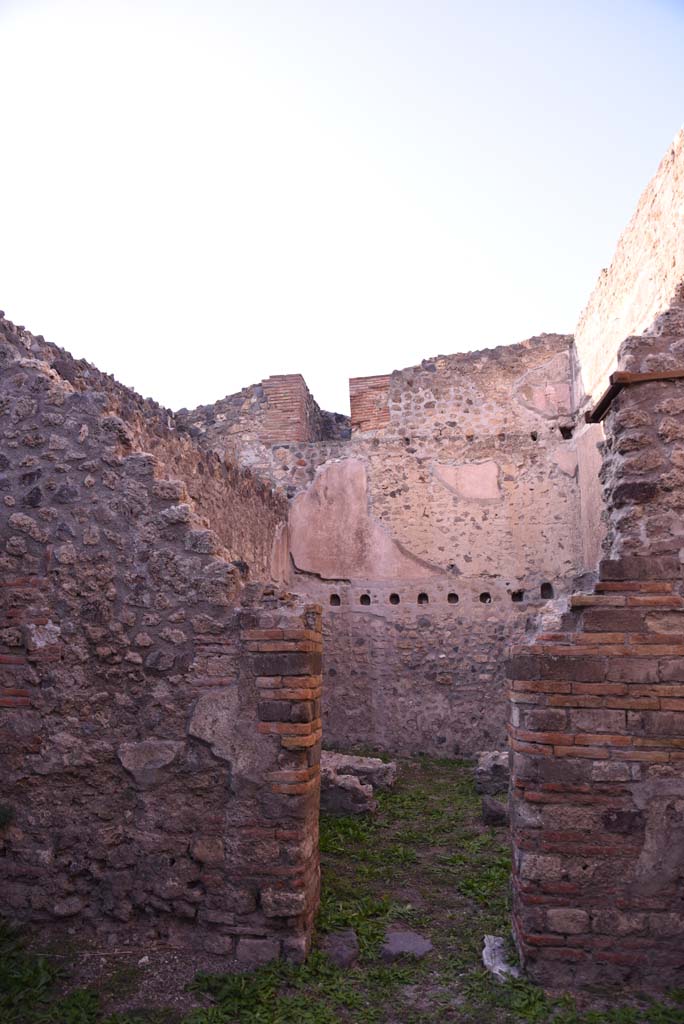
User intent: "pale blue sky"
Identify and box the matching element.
[1,0,683,412]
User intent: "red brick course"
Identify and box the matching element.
[510,565,684,990]
[349,375,391,432]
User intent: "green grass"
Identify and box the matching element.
[2,757,684,1023]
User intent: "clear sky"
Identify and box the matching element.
[2,0,683,413]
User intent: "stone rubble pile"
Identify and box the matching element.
[319,751,398,814]
[474,750,510,794]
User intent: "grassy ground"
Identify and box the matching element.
[1,757,683,1023]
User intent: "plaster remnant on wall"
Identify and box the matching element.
[513,350,573,418]
[289,458,440,581]
[188,689,241,765]
[432,460,502,501]
[270,521,290,583]
[552,448,578,478]
[633,784,684,896]
[24,621,61,649]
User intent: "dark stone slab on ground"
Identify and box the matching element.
[321,928,359,967]
[381,928,433,962]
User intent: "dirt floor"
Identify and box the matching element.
[1,757,683,1023]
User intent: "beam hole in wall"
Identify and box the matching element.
[389,593,400,605]
[560,425,574,439]
[511,589,524,603]
[330,594,341,607]
[479,592,492,604]
[530,431,538,441]
[540,582,554,600]
[447,592,459,604]
[417,592,429,605]
[360,594,371,606]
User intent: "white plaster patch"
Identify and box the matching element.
[188,690,240,763]
[482,935,521,982]
[513,350,572,418]
[432,461,501,501]
[188,689,270,784]
[552,448,578,478]
[25,621,61,650]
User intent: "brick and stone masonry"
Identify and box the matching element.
[185,334,584,758]
[507,372,684,989]
[2,128,684,990]
[508,129,684,991]
[0,317,322,964]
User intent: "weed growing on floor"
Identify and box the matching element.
[2,759,684,1023]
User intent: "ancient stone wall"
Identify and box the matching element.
[2,322,290,582]
[572,127,684,567]
[349,374,391,432]
[189,333,589,756]
[180,373,350,452]
[599,333,684,563]
[508,377,684,990]
[0,316,322,964]
[4,126,683,992]
[574,129,684,406]
[509,133,684,992]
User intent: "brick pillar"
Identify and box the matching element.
[260,376,314,444]
[509,370,684,992]
[234,602,323,964]
[349,375,391,432]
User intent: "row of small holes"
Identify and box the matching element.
[330,583,554,607]
[512,583,554,601]
[530,427,574,441]
[463,426,573,442]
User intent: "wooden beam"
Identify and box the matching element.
[585,378,624,423]
[585,368,684,423]
[612,368,684,385]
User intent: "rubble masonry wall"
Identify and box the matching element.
[509,131,684,990]
[0,317,322,964]
[187,333,590,756]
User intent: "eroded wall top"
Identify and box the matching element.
[0,315,289,581]
[575,128,684,404]
[348,334,574,440]
[287,333,582,585]
[181,374,350,451]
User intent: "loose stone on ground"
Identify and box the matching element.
[482,934,521,982]
[481,794,509,827]
[381,928,434,962]
[319,750,398,814]
[474,750,510,795]
[321,928,360,968]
